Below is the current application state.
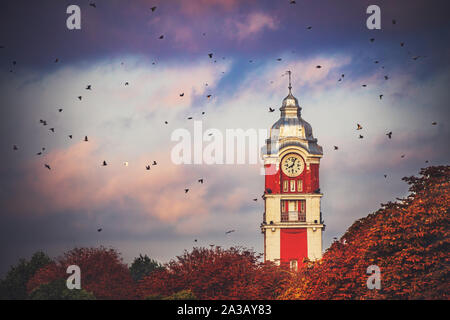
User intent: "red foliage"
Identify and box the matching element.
[136,247,289,300]
[280,166,450,300]
[27,247,136,299]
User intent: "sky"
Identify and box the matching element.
[0,0,449,275]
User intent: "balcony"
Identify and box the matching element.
[281,211,306,222]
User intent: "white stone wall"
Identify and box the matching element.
[265,228,280,263]
[307,227,323,260]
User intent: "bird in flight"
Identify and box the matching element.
[69,135,73,139]
[208,53,213,59]
[102,161,107,166]
[379,94,383,100]
[84,136,89,142]
[384,174,387,178]
[316,65,322,69]
[45,164,51,170]
[370,38,375,42]
[159,35,164,39]
[269,107,275,112]
[86,85,92,90]
[185,189,189,193]
[13,145,18,151]
[362,84,367,87]
[58,108,63,112]
[89,3,96,8]
[356,124,363,130]
[401,154,405,158]
[306,26,312,30]
[334,146,339,150]
[253,198,258,202]
[386,131,392,139]
[180,93,184,97]
[78,96,82,101]
[151,6,157,12]
[206,95,212,99]
[432,122,437,125]
[97,228,102,232]
[225,230,235,235]
[146,165,151,170]
[152,161,157,165]
[358,135,364,139]
[49,128,55,133]
[198,179,204,184]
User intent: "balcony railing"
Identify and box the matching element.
[281,212,306,222]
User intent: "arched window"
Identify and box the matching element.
[290,260,298,272]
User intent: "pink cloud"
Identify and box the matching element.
[5,140,255,225]
[226,12,278,41]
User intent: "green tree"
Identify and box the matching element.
[129,254,164,282]
[163,289,196,300]
[29,279,96,300]
[0,251,52,300]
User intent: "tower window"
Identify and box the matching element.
[299,200,305,213]
[290,260,298,272]
[283,180,288,192]
[290,180,296,192]
[297,179,303,192]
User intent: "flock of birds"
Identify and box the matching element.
[4,2,439,240]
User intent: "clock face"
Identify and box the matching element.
[281,154,304,177]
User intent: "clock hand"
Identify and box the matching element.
[289,159,297,168]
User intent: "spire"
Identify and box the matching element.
[287,70,292,94]
[281,70,300,114]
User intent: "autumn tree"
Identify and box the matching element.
[137,246,289,300]
[280,166,450,300]
[27,247,136,300]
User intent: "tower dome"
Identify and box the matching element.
[264,71,322,156]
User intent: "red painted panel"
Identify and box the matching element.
[310,163,320,191]
[280,228,308,266]
[265,164,280,194]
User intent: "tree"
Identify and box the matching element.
[280,166,450,300]
[129,254,164,282]
[0,251,52,300]
[29,279,96,300]
[137,246,288,300]
[163,289,196,300]
[27,247,136,300]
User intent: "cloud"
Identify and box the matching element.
[226,12,279,41]
[1,50,448,276]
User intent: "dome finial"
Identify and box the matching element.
[287,70,292,93]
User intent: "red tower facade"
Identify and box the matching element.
[261,73,324,269]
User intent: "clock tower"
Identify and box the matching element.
[261,72,324,270]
